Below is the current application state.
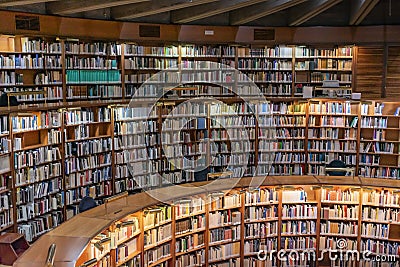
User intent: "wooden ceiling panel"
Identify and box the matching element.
[112,0,219,20]
[289,0,343,26]
[47,0,150,15]
[350,0,380,25]
[230,0,307,25]
[172,0,266,24]
[0,0,59,7]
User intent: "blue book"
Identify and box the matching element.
[197,117,206,130]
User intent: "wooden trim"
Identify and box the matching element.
[1,11,400,45]
[382,43,388,98]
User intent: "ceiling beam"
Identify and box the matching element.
[172,0,267,24]
[47,0,150,15]
[290,0,343,26]
[350,0,380,25]
[113,0,219,20]
[0,0,59,7]
[230,0,308,25]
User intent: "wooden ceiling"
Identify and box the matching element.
[0,0,398,27]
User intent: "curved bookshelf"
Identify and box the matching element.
[14,176,400,267]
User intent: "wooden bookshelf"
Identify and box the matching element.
[12,176,400,267]
[1,97,400,242]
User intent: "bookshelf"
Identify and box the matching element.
[2,97,400,242]
[65,40,122,100]
[359,101,400,179]
[237,46,293,97]
[360,187,400,267]
[243,187,279,267]
[113,104,160,193]
[123,44,179,99]
[0,36,357,101]
[11,109,64,242]
[160,101,208,184]
[174,196,206,267]
[279,187,318,267]
[17,177,398,267]
[0,114,12,234]
[209,101,257,178]
[142,204,172,267]
[307,99,359,176]
[319,186,360,267]
[207,190,242,266]
[63,106,113,219]
[2,97,400,241]
[0,36,63,103]
[258,101,307,176]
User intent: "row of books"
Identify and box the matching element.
[0,208,12,229]
[65,138,112,157]
[176,250,205,267]
[66,57,117,70]
[143,243,171,267]
[17,211,63,242]
[14,147,61,169]
[18,39,61,54]
[209,210,241,228]
[321,205,359,220]
[64,182,112,204]
[124,72,179,84]
[281,236,316,250]
[144,223,172,247]
[238,71,292,83]
[175,215,205,235]
[321,188,360,202]
[295,47,353,58]
[237,59,292,70]
[359,155,378,167]
[362,190,400,206]
[245,222,278,238]
[308,128,357,139]
[209,225,241,243]
[65,42,120,55]
[181,71,234,83]
[238,47,292,58]
[17,195,61,220]
[259,115,306,127]
[360,166,400,179]
[124,45,178,57]
[67,85,123,99]
[65,167,111,189]
[15,178,61,201]
[125,58,177,70]
[281,221,316,235]
[12,112,61,132]
[362,206,400,222]
[208,242,240,261]
[0,54,45,69]
[64,154,112,175]
[281,205,317,219]
[181,45,226,57]
[66,70,121,83]
[320,221,358,236]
